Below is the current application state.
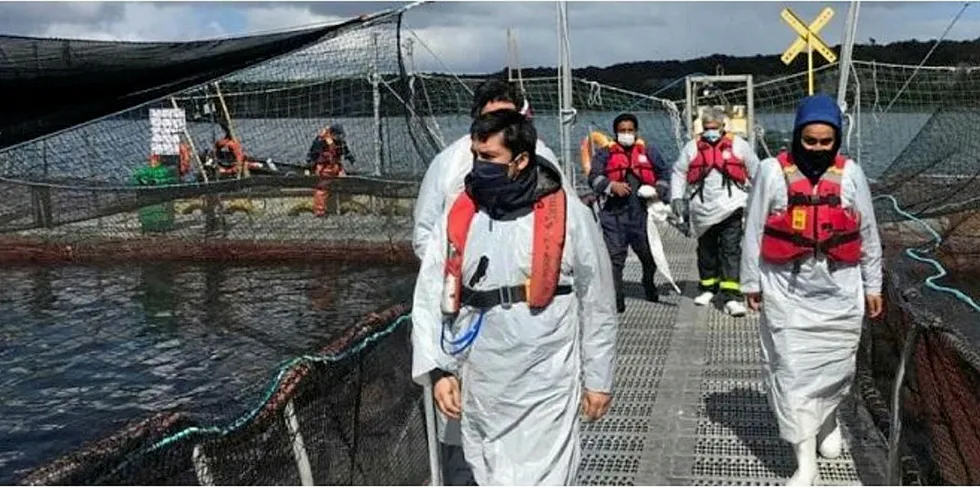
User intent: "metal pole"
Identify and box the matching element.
[807,34,815,95]
[506,28,514,83]
[837,0,861,111]
[887,324,921,486]
[557,0,575,180]
[372,32,383,176]
[170,98,208,183]
[423,384,444,486]
[684,76,693,141]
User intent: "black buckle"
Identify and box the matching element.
[498,286,515,309]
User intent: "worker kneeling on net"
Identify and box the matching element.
[411,109,618,485]
[670,107,759,317]
[740,93,884,487]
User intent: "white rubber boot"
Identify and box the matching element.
[786,437,819,486]
[724,299,747,317]
[818,422,843,459]
[694,291,714,306]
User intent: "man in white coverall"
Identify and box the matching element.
[740,93,883,486]
[412,109,618,485]
[411,79,571,485]
[670,108,759,316]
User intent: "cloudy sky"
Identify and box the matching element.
[0,1,976,73]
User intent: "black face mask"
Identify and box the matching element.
[792,125,841,184]
[465,158,538,219]
[795,149,836,184]
[801,149,835,169]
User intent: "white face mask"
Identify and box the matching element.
[617,132,635,147]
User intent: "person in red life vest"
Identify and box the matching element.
[213,122,246,178]
[411,109,618,485]
[670,108,760,316]
[309,130,347,217]
[307,124,356,170]
[588,112,671,313]
[178,142,192,180]
[740,93,883,487]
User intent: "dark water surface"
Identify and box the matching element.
[0,261,417,483]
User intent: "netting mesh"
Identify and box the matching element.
[17,304,429,486]
[841,61,980,485]
[407,73,684,188]
[0,9,440,264]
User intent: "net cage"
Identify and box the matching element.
[16,303,429,486]
[2,2,980,483]
[0,6,440,267]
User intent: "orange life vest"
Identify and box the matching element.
[579,131,613,176]
[605,140,656,186]
[687,134,749,186]
[443,189,567,312]
[760,151,863,265]
[313,138,344,177]
[214,137,244,164]
[178,143,192,177]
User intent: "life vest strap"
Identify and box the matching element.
[763,227,862,253]
[460,284,574,310]
[787,193,842,206]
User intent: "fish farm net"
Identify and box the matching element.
[2,1,980,484]
[0,6,440,266]
[16,304,428,486]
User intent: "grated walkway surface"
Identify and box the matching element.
[577,226,888,486]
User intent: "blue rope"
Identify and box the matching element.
[875,194,980,312]
[441,311,484,356]
[101,313,412,480]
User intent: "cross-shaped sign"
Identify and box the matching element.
[780,7,836,95]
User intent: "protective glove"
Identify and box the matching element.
[670,199,692,237]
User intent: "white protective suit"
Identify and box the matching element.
[670,134,760,237]
[411,134,575,449]
[413,134,563,259]
[411,165,618,485]
[740,156,883,444]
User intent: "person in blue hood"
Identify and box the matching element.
[739,94,883,486]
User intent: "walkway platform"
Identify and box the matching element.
[577,226,889,486]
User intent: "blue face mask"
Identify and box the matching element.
[702,129,722,143]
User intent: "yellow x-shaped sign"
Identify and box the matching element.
[780,7,837,65]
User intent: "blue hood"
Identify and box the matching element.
[791,93,843,182]
[794,93,842,131]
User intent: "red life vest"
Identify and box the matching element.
[314,139,344,178]
[605,140,656,186]
[686,134,749,186]
[214,137,244,164]
[442,189,567,312]
[760,151,863,265]
[178,143,192,178]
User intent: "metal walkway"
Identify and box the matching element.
[577,226,889,486]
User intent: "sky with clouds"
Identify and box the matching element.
[0,1,977,74]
